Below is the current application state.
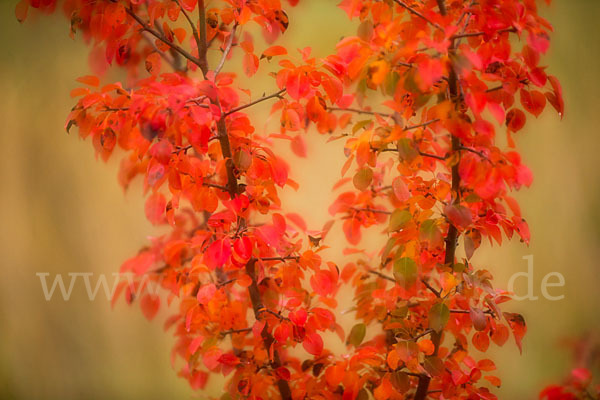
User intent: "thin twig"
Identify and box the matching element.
[203,182,230,192]
[404,119,440,131]
[125,7,204,71]
[225,89,286,116]
[256,256,300,262]
[352,207,392,215]
[451,27,516,40]
[328,107,393,118]
[368,269,396,283]
[421,278,441,298]
[220,328,252,336]
[214,24,238,76]
[393,0,444,31]
[173,0,203,59]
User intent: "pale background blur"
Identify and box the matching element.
[1,1,599,399]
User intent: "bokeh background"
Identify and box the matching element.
[1,1,599,399]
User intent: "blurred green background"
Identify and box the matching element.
[1,1,599,399]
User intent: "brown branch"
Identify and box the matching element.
[486,78,529,93]
[125,7,204,72]
[394,0,444,31]
[404,119,440,131]
[256,256,300,262]
[327,107,393,118]
[225,89,287,116]
[458,146,491,163]
[215,24,238,76]
[202,182,230,192]
[352,207,392,215]
[451,27,516,40]
[220,327,252,336]
[415,3,457,400]
[412,329,435,341]
[173,0,203,62]
[245,260,293,400]
[196,0,209,76]
[368,269,396,283]
[141,31,181,72]
[420,278,442,298]
[449,309,494,315]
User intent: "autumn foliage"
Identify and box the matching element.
[18,0,572,399]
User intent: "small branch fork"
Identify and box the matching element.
[124,6,206,75]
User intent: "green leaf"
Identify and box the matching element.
[390,371,410,392]
[428,303,450,332]
[393,257,417,288]
[347,323,367,347]
[396,340,418,362]
[389,209,411,231]
[356,388,370,400]
[357,20,374,41]
[397,138,419,162]
[381,237,398,263]
[352,119,372,134]
[420,219,443,247]
[233,150,252,171]
[452,263,466,273]
[385,71,400,96]
[353,167,373,191]
[423,356,445,377]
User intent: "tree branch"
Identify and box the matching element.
[415,3,459,400]
[196,0,209,76]
[173,0,203,62]
[327,107,393,118]
[245,260,293,400]
[220,327,252,337]
[225,89,287,116]
[394,0,444,31]
[420,278,442,298]
[125,7,204,72]
[214,24,238,76]
[451,27,516,40]
[352,207,392,215]
[368,269,396,283]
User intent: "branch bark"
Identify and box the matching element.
[414,2,460,400]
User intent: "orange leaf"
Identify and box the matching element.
[140,294,160,320]
[15,0,28,23]
[262,45,287,59]
[76,75,100,87]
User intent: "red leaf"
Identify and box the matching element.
[490,324,510,347]
[520,89,546,118]
[506,109,526,132]
[392,177,410,202]
[473,331,490,352]
[275,366,291,381]
[505,313,527,354]
[76,75,100,87]
[15,0,28,23]
[145,192,166,225]
[291,135,307,157]
[197,283,217,305]
[546,75,564,118]
[303,332,324,356]
[140,294,160,320]
[444,204,473,230]
[262,45,287,59]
